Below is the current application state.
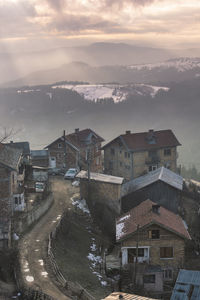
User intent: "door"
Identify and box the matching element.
[50,157,56,168]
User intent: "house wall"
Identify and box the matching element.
[136,271,163,292]
[122,181,181,214]
[32,157,49,168]
[80,179,122,236]
[48,140,103,172]
[121,224,185,277]
[104,139,178,181]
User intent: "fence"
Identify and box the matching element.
[48,214,96,300]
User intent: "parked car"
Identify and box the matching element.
[48,168,65,176]
[35,182,45,192]
[64,168,79,180]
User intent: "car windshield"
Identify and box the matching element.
[68,170,75,174]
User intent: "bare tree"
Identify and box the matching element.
[0,127,21,143]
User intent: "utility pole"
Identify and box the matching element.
[63,130,67,170]
[134,224,139,288]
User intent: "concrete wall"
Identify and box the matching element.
[104,139,178,181]
[14,193,53,234]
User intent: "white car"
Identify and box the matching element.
[64,168,79,180]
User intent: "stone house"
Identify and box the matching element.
[45,128,104,172]
[116,200,191,288]
[0,143,23,248]
[102,129,181,181]
[76,170,124,235]
[121,167,183,214]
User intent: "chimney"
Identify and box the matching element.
[149,129,154,133]
[152,204,160,214]
[75,128,79,133]
[126,130,131,135]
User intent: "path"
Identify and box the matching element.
[18,177,76,300]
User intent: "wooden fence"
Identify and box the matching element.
[48,214,96,300]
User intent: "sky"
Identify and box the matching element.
[1,0,200,52]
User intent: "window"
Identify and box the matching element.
[148,150,157,158]
[164,148,171,156]
[125,152,130,158]
[109,161,113,170]
[12,174,15,184]
[143,274,155,284]
[57,153,61,159]
[128,248,145,263]
[96,157,100,165]
[160,247,173,258]
[110,148,115,155]
[19,197,21,205]
[163,269,173,280]
[149,165,157,172]
[148,229,160,239]
[58,143,62,148]
[15,197,18,205]
[120,162,122,167]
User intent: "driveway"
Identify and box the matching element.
[18,177,76,300]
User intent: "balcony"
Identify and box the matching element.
[145,155,160,165]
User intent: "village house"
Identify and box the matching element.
[121,167,183,214]
[116,200,191,291]
[45,128,104,172]
[0,143,24,248]
[102,129,181,181]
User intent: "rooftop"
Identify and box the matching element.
[0,143,22,170]
[76,170,124,185]
[102,129,181,151]
[5,141,30,156]
[103,292,158,300]
[171,269,200,300]
[31,150,49,157]
[121,167,183,197]
[116,199,191,241]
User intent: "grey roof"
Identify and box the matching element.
[5,141,30,155]
[122,167,183,197]
[0,144,22,171]
[31,150,49,157]
[171,269,200,300]
[76,170,124,185]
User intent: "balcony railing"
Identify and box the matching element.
[145,155,160,164]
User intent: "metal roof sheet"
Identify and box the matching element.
[76,170,124,185]
[171,269,200,300]
[0,144,22,171]
[121,167,183,197]
[31,150,49,157]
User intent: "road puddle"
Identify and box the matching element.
[38,259,44,266]
[26,275,34,282]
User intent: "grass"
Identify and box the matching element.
[53,209,112,299]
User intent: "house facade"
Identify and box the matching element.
[0,144,24,248]
[45,128,104,172]
[116,200,191,287]
[103,129,181,181]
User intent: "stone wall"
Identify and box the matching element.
[14,193,54,234]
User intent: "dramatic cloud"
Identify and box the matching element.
[0,0,200,49]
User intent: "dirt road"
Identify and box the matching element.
[18,177,77,300]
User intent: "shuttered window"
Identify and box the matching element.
[160,247,173,258]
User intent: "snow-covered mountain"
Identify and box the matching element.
[51,83,169,103]
[128,57,200,73]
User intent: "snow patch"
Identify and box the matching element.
[26,275,34,282]
[72,198,90,214]
[116,222,125,240]
[119,214,130,222]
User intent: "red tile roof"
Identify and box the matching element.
[103,129,181,151]
[66,128,104,149]
[103,292,158,300]
[116,199,191,241]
